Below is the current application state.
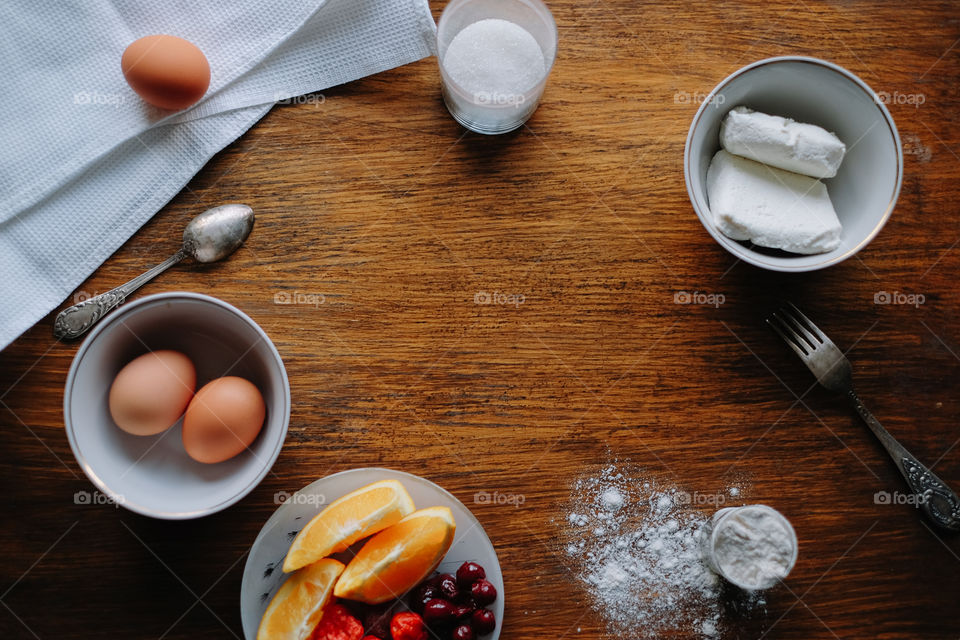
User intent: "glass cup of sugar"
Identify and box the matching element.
[437,0,557,134]
[703,504,798,590]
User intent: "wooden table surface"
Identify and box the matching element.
[2,1,960,638]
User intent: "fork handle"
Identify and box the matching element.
[847,389,960,532]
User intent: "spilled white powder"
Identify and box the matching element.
[602,488,624,512]
[562,466,731,638]
[442,19,546,98]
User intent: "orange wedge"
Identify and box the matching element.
[283,479,415,573]
[257,558,344,640]
[333,506,456,604]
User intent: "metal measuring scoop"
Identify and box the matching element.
[53,204,255,340]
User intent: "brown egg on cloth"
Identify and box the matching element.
[121,34,210,110]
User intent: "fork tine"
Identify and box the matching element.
[784,302,825,344]
[778,305,821,350]
[767,314,810,358]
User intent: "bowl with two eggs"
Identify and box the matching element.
[64,292,290,519]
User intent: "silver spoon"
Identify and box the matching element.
[54,204,255,340]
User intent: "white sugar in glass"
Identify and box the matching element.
[438,0,557,134]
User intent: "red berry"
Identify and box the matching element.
[422,598,456,625]
[470,580,497,606]
[390,612,428,640]
[410,584,441,613]
[456,562,486,588]
[451,605,474,620]
[362,604,394,638]
[310,604,364,640]
[438,573,459,600]
[452,624,475,640]
[471,609,496,635]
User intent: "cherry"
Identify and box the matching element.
[456,562,486,588]
[452,624,475,640]
[454,593,477,609]
[438,573,459,600]
[423,598,456,625]
[471,609,496,635]
[410,584,441,613]
[361,603,394,638]
[451,604,474,620]
[417,584,442,600]
[470,580,497,606]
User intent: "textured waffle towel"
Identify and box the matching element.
[0,0,436,350]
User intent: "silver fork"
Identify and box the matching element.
[768,302,960,533]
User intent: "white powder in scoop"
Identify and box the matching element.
[561,466,738,638]
[442,19,546,98]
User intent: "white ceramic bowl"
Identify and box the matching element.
[64,292,290,519]
[684,56,903,272]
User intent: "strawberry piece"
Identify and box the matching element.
[310,604,364,640]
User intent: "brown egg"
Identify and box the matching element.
[109,350,196,436]
[121,34,210,110]
[182,376,266,464]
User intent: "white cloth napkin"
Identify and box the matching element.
[0,0,436,350]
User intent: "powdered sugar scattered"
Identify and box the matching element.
[562,465,753,638]
[601,488,624,512]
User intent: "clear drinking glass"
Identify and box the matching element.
[437,0,557,134]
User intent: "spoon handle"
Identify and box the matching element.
[53,250,186,340]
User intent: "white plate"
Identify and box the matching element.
[240,468,504,640]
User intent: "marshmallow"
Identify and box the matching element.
[720,106,846,179]
[706,150,842,255]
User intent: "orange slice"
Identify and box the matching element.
[283,479,415,573]
[333,506,456,604]
[257,558,344,640]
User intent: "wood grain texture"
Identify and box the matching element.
[2,1,960,638]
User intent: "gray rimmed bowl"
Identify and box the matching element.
[64,292,290,519]
[684,56,903,272]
